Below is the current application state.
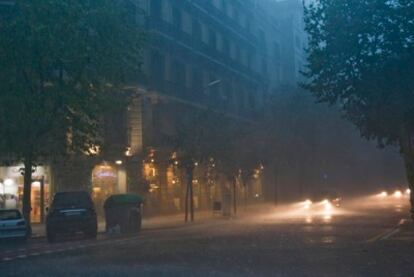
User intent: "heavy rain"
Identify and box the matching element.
[0,0,414,276]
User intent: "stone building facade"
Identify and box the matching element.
[1,0,288,220]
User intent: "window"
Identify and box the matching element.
[241,49,247,66]
[235,46,241,63]
[237,88,246,111]
[248,91,256,110]
[262,58,268,75]
[201,23,209,44]
[230,42,236,60]
[208,74,220,103]
[274,42,281,61]
[208,28,217,49]
[192,19,201,41]
[192,67,203,94]
[258,29,266,47]
[223,81,233,106]
[239,13,246,28]
[227,3,234,18]
[172,60,186,89]
[246,18,251,33]
[212,0,221,9]
[222,38,230,56]
[247,51,252,69]
[150,0,162,18]
[172,7,182,30]
[295,35,301,49]
[233,8,239,24]
[182,11,192,34]
[216,33,223,52]
[150,50,165,83]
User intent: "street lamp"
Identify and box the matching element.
[203,79,221,94]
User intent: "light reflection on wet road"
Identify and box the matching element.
[0,193,412,276]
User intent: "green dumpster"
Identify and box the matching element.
[104,194,144,234]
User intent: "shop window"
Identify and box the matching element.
[0,165,50,223]
[92,163,118,215]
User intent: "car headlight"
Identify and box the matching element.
[394,190,402,198]
[304,199,312,209]
[324,201,332,211]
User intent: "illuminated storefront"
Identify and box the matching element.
[0,165,51,223]
[91,162,126,215]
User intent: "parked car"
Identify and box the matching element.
[0,209,30,240]
[46,191,97,242]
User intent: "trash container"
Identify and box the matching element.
[104,194,144,234]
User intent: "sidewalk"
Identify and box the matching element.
[30,211,217,238]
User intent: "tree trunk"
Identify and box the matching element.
[184,164,195,222]
[185,174,189,223]
[188,167,194,222]
[232,176,237,215]
[274,162,278,206]
[402,153,414,220]
[22,156,33,226]
[400,127,414,221]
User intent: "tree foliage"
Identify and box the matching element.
[303,0,414,216]
[0,0,145,222]
[303,0,414,145]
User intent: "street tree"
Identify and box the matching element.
[0,0,145,224]
[217,121,266,214]
[303,0,414,218]
[169,108,234,222]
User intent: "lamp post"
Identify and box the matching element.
[204,79,221,91]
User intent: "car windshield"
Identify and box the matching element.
[0,210,22,221]
[52,192,92,209]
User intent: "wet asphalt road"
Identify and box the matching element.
[1,195,414,276]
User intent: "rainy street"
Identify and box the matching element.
[1,194,413,276]
[2,0,414,276]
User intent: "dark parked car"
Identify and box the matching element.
[46,191,97,242]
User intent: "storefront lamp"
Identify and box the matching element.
[4,179,14,187]
[32,181,41,188]
[115,160,123,165]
